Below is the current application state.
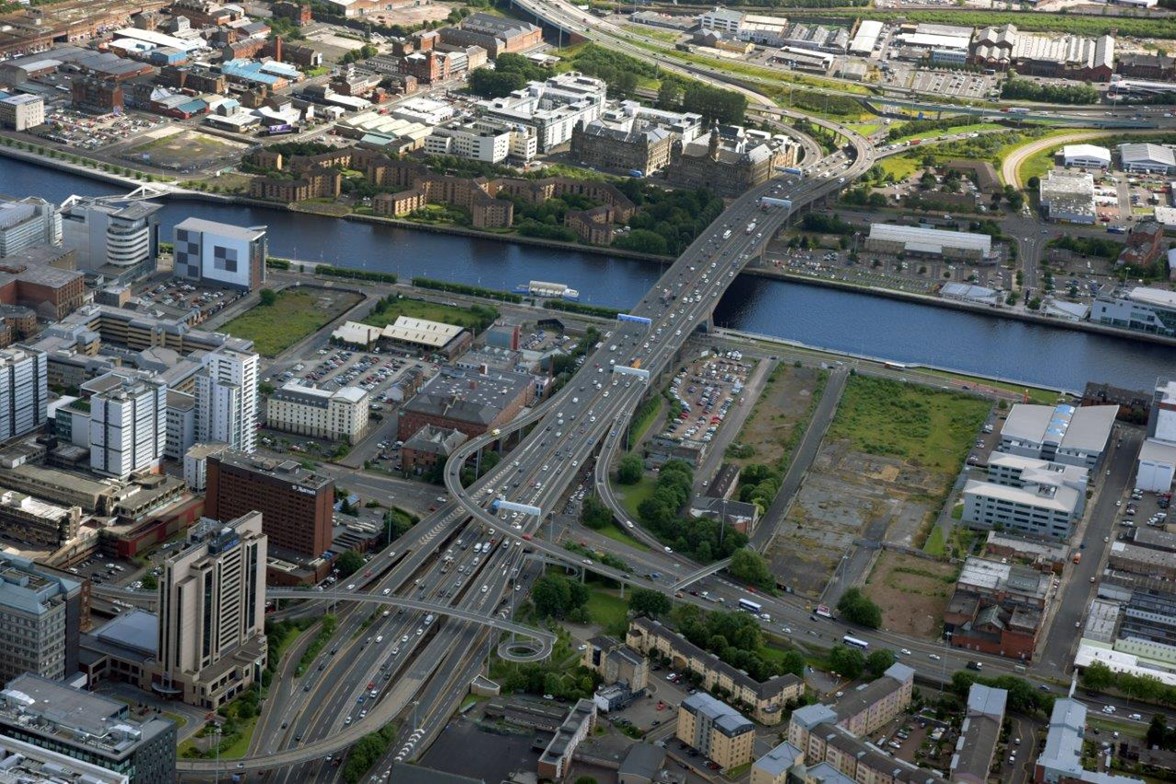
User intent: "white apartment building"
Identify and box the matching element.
[963,453,1089,539]
[424,119,537,163]
[89,373,167,479]
[195,348,259,454]
[154,513,267,709]
[266,381,369,442]
[477,73,607,152]
[0,93,44,131]
[0,196,60,257]
[0,346,47,442]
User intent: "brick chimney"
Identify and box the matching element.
[274,35,283,62]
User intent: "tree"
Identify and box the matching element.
[617,454,644,485]
[141,573,158,591]
[1081,660,1115,691]
[335,549,364,577]
[629,588,671,618]
[581,495,613,530]
[1148,714,1169,750]
[865,649,897,679]
[532,574,588,620]
[837,588,882,629]
[829,645,865,680]
[729,548,774,591]
[259,288,277,306]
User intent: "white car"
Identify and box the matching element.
[900,648,912,656]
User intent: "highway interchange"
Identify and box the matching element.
[172,7,1175,779]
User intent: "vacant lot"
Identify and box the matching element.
[728,364,827,470]
[766,377,987,598]
[124,129,248,173]
[828,375,990,477]
[222,288,360,357]
[865,550,959,640]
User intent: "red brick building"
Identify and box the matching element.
[943,556,1051,662]
[272,1,313,26]
[205,452,334,558]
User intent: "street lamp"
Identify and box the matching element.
[411,701,420,731]
[212,725,222,784]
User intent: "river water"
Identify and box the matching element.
[1,158,1170,392]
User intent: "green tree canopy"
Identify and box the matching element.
[629,588,671,618]
[829,645,865,680]
[335,549,364,578]
[728,548,775,592]
[838,587,882,629]
[617,454,644,485]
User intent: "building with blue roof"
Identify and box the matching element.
[999,403,1118,469]
[751,741,803,784]
[1036,699,1145,784]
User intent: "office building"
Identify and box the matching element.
[1136,378,1176,492]
[626,617,802,724]
[88,373,167,479]
[154,513,267,709]
[0,674,175,784]
[205,451,333,558]
[951,684,1007,784]
[195,348,259,453]
[1035,699,1144,784]
[266,381,369,443]
[864,223,995,261]
[1062,144,1111,169]
[0,553,82,684]
[0,346,47,442]
[164,390,195,460]
[537,699,596,780]
[963,454,1089,539]
[699,7,745,34]
[398,368,535,442]
[998,403,1116,469]
[1093,287,1176,339]
[0,733,130,783]
[0,196,60,257]
[0,489,83,548]
[182,442,227,492]
[172,218,267,291]
[0,93,44,130]
[677,693,755,770]
[59,194,161,279]
[1119,143,1176,175]
[1039,171,1096,224]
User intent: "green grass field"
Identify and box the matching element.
[220,289,358,357]
[586,588,630,636]
[617,477,656,521]
[923,526,946,557]
[889,122,1004,145]
[876,155,921,182]
[828,375,990,475]
[362,298,486,331]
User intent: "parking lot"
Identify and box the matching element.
[133,278,249,323]
[661,353,750,445]
[38,102,169,151]
[893,66,998,99]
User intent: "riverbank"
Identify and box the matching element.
[7,146,1175,350]
[741,264,1176,349]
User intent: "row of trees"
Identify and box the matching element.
[468,52,550,98]
[675,605,804,682]
[571,45,656,100]
[612,185,727,257]
[1082,660,1176,706]
[1001,77,1098,105]
[1048,235,1124,260]
[837,588,882,629]
[828,644,898,681]
[657,77,748,125]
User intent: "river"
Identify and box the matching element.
[1,157,1170,392]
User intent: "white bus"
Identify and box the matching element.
[738,598,763,615]
[842,635,870,650]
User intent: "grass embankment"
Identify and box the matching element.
[828,375,990,476]
[586,588,630,636]
[597,521,652,552]
[361,298,490,332]
[889,122,1004,145]
[220,289,359,357]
